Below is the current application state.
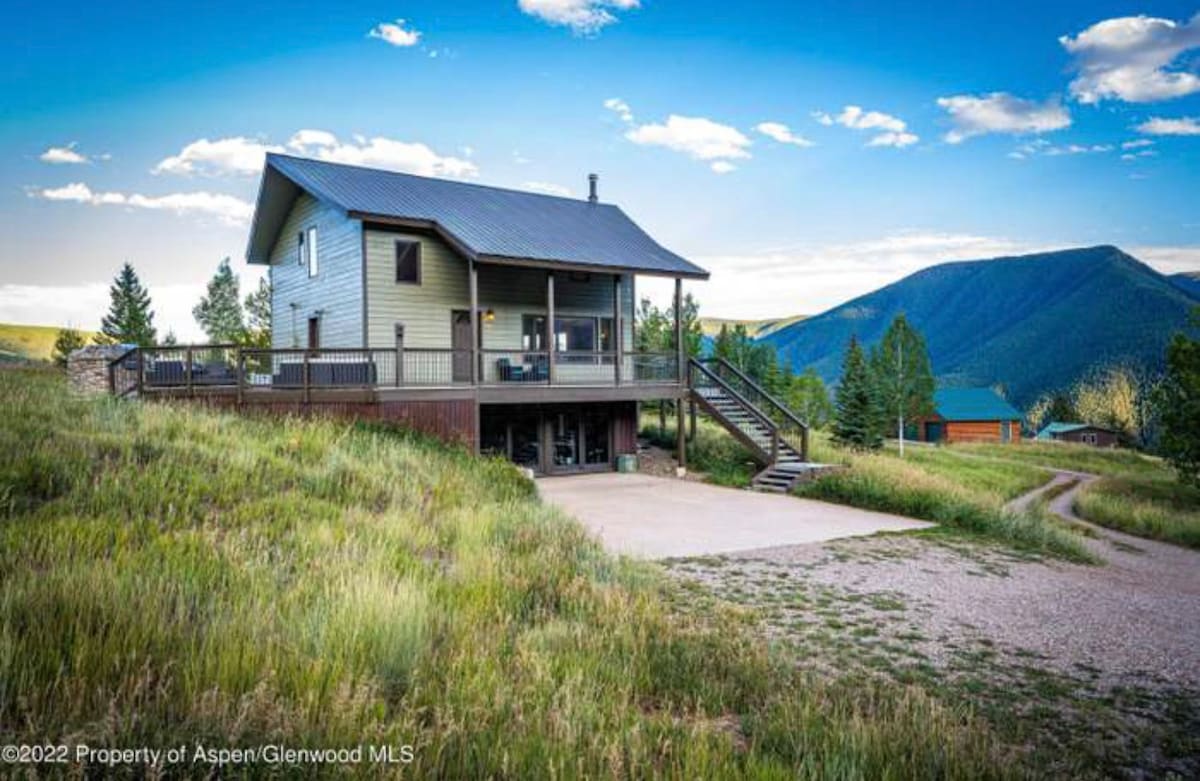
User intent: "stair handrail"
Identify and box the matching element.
[701,357,810,461]
[107,345,141,398]
[688,358,779,433]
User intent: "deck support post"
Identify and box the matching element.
[674,276,686,467]
[236,349,244,405]
[469,260,479,386]
[303,350,311,404]
[613,274,623,386]
[689,398,697,441]
[185,345,193,397]
[136,349,144,396]
[546,271,556,385]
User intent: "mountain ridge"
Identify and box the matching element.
[763,246,1198,408]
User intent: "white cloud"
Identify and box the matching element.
[30,182,253,225]
[286,131,478,178]
[518,0,639,35]
[523,181,572,196]
[624,114,752,171]
[604,97,634,123]
[709,161,737,174]
[155,130,477,179]
[813,105,918,147]
[1061,14,1200,103]
[154,136,282,176]
[368,19,421,47]
[39,143,90,164]
[937,93,1071,143]
[754,121,814,148]
[1136,116,1200,135]
[1011,140,1112,159]
[1121,138,1155,149]
[1128,245,1200,275]
[639,231,1056,318]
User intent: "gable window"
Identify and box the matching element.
[306,226,319,277]
[396,240,421,284]
[297,231,305,267]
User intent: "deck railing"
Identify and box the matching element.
[112,344,679,393]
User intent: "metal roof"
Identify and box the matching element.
[932,388,1023,422]
[246,154,708,278]
[1036,422,1103,439]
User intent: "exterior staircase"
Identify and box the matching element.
[688,358,814,493]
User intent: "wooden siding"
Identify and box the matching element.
[944,420,1019,443]
[269,193,364,348]
[364,227,635,350]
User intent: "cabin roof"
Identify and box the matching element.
[932,388,1022,422]
[246,154,708,279]
[1036,421,1115,439]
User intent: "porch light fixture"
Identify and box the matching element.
[483,308,496,323]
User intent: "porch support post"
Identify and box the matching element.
[674,276,686,469]
[613,273,623,386]
[469,260,479,386]
[546,271,556,385]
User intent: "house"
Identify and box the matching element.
[107,154,811,480]
[915,388,1022,444]
[1036,422,1121,448]
[237,153,710,475]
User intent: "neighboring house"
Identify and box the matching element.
[915,388,1022,444]
[1036,422,1120,448]
[240,153,709,475]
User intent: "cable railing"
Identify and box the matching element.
[108,344,682,393]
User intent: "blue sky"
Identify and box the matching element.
[2,1,1199,338]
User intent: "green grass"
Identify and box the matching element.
[1074,477,1200,549]
[957,440,1200,550]
[641,415,759,487]
[0,321,101,362]
[0,369,1024,778]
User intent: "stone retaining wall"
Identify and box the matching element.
[67,344,131,395]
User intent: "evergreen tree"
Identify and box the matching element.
[1157,316,1200,484]
[51,327,88,367]
[634,297,669,352]
[243,277,272,348]
[869,313,935,455]
[161,330,179,346]
[833,335,883,450]
[193,258,245,343]
[100,263,157,345]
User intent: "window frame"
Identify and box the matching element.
[305,226,319,278]
[395,239,422,285]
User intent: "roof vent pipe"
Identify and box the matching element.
[587,173,598,203]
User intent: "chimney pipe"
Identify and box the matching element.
[587,173,598,203]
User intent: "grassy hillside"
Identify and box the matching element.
[763,246,1198,408]
[0,369,1022,778]
[0,322,101,362]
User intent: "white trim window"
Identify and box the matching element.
[306,226,319,277]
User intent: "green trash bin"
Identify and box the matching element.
[616,454,638,473]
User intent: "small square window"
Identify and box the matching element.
[396,240,421,284]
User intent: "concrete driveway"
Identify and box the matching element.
[537,473,932,558]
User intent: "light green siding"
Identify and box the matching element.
[364,228,635,351]
[268,193,363,348]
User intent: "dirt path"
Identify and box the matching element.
[664,468,1200,775]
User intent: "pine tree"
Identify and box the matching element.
[833,335,883,450]
[193,258,245,343]
[100,263,157,346]
[51,327,88,367]
[869,313,935,455]
[1158,318,1200,485]
[242,277,272,348]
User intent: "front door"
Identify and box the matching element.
[925,421,944,443]
[451,310,475,383]
[548,407,612,474]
